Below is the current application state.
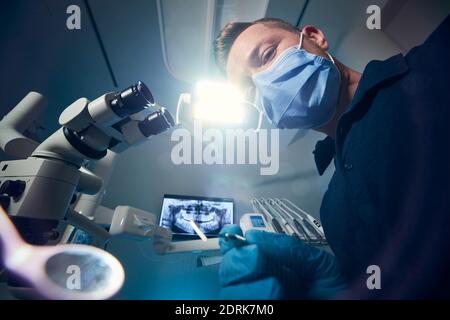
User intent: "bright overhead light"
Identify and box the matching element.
[192,80,246,124]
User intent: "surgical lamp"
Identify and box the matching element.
[175,80,264,131]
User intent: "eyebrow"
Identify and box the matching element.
[228,33,272,85]
[243,35,279,72]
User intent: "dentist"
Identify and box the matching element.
[214,16,450,299]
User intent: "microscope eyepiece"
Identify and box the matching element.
[110,81,155,117]
[131,81,154,105]
[138,108,175,137]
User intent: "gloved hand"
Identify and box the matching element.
[218,225,348,299]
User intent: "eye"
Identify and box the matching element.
[261,46,276,66]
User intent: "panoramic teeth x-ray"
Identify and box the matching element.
[160,197,233,236]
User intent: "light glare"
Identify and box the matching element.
[193,81,246,124]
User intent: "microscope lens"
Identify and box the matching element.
[110,81,155,116]
[138,108,175,137]
[136,81,154,105]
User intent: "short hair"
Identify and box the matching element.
[214,18,300,74]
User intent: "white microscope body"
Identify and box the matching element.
[0,82,174,246]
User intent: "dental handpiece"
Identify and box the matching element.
[275,198,326,243]
[221,232,247,243]
[267,198,310,241]
[263,199,297,237]
[252,199,285,234]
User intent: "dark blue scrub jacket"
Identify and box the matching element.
[313,14,450,298]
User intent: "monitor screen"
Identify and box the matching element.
[250,215,266,228]
[159,194,234,237]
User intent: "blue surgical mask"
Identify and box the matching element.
[252,32,341,129]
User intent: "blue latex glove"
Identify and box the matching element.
[218,225,348,299]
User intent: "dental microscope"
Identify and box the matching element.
[0,81,174,249]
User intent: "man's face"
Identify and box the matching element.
[226,23,328,99]
[226,24,300,98]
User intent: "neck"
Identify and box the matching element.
[315,60,361,139]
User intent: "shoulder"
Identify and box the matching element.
[406,14,450,62]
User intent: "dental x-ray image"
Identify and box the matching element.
[159,195,234,236]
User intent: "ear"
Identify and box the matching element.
[301,25,329,51]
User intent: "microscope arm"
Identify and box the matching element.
[74,151,118,219]
[65,208,110,244]
[0,92,47,159]
[58,151,117,245]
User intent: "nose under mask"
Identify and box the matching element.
[252,32,341,129]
